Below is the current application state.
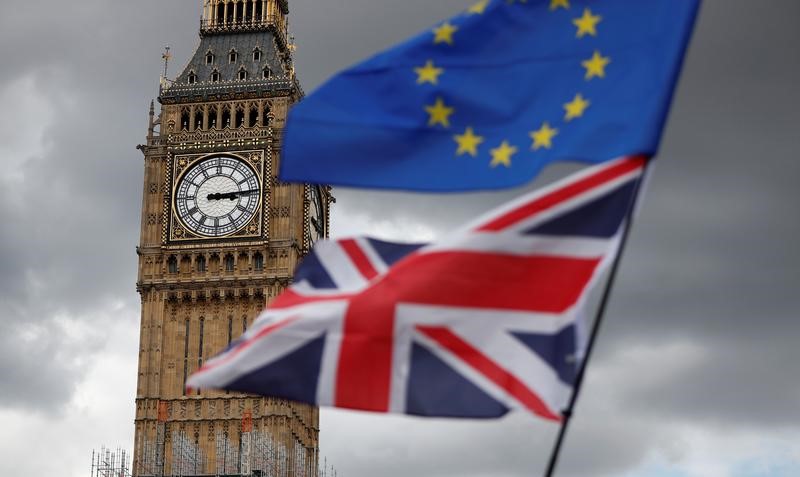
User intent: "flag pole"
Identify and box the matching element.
[542,157,653,477]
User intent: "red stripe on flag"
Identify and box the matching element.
[335,295,396,412]
[478,156,646,232]
[416,326,561,421]
[340,239,380,281]
[391,252,601,313]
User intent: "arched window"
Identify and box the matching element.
[224,254,235,272]
[188,72,197,84]
[180,109,190,131]
[211,69,220,82]
[205,52,215,65]
[235,107,246,128]
[221,106,231,128]
[255,0,263,21]
[194,110,203,131]
[254,253,264,271]
[253,48,262,62]
[248,105,258,127]
[208,106,218,129]
[238,68,248,81]
[262,67,271,79]
[168,256,178,274]
[216,3,225,24]
[196,255,206,273]
[229,50,238,63]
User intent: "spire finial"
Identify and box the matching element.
[162,46,172,78]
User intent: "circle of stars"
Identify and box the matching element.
[413,0,611,170]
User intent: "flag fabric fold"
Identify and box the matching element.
[280,0,698,191]
[188,156,648,420]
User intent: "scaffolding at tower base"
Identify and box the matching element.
[133,431,339,477]
[91,446,132,477]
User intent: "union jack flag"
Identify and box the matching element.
[188,156,647,420]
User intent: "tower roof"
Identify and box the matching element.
[159,0,298,104]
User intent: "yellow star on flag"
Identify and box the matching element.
[415,60,444,85]
[582,50,610,80]
[425,98,455,128]
[454,127,485,157]
[550,0,570,10]
[433,22,458,45]
[564,94,590,121]
[530,122,559,150]
[573,8,602,38]
[490,141,518,168]
[467,0,490,14]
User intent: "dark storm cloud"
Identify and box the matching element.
[0,0,195,411]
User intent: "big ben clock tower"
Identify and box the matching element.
[133,1,330,475]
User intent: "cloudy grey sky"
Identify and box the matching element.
[0,0,798,476]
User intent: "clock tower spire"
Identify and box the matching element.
[133,1,330,475]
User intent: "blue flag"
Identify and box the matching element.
[280,0,699,191]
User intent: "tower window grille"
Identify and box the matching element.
[183,319,190,395]
[249,106,258,127]
[254,253,264,271]
[255,0,263,21]
[209,106,218,128]
[196,255,206,273]
[222,107,231,128]
[168,256,178,274]
[224,254,235,272]
[197,317,205,395]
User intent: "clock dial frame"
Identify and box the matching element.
[306,184,327,248]
[169,152,265,242]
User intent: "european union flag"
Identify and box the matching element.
[280,0,700,191]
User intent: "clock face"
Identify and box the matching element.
[174,155,261,238]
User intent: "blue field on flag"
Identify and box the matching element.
[280,0,698,191]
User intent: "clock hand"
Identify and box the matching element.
[207,190,260,201]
